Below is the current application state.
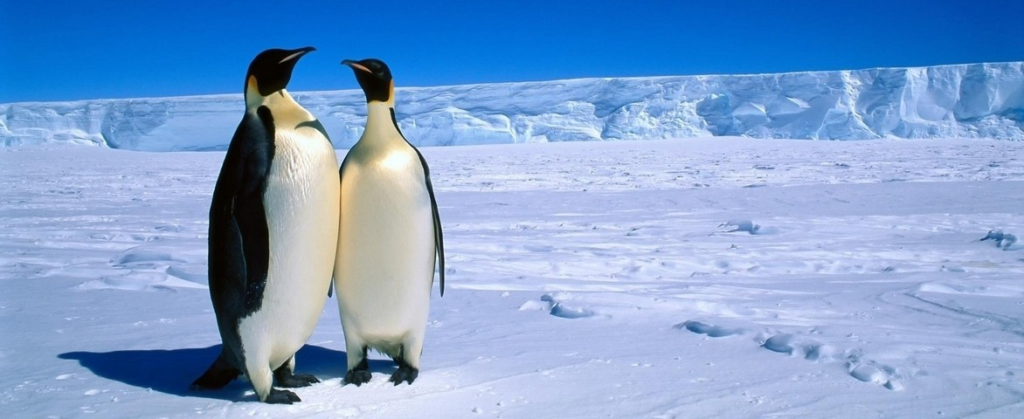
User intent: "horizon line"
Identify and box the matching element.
[3,60,1020,106]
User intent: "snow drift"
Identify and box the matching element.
[2,62,1022,151]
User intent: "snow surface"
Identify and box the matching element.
[2,138,1024,418]
[2,62,1023,151]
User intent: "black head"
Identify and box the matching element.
[342,58,393,103]
[245,47,316,99]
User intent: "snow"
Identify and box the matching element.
[2,137,1023,418]
[2,62,1023,151]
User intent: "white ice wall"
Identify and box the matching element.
[2,62,1022,151]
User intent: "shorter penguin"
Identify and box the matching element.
[334,58,445,386]
[190,47,340,404]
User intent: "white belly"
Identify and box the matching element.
[238,129,340,368]
[335,145,434,344]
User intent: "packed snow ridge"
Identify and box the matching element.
[2,62,1022,151]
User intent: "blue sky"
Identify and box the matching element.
[2,0,1022,103]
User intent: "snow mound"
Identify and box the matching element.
[2,62,1023,150]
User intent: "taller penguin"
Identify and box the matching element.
[334,58,445,386]
[191,47,340,404]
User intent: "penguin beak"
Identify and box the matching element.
[279,46,316,64]
[342,59,372,74]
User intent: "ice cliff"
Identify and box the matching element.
[2,62,1022,151]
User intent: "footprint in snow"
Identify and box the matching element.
[760,333,839,362]
[848,361,903,391]
[111,245,184,267]
[674,320,745,337]
[153,224,182,232]
[758,332,902,390]
[519,294,596,319]
[718,220,779,235]
[678,321,903,390]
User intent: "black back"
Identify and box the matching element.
[207,106,276,366]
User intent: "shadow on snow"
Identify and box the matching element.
[58,344,398,401]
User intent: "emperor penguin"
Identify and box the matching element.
[190,47,340,404]
[334,58,445,386]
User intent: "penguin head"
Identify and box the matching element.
[342,58,393,105]
[244,47,316,108]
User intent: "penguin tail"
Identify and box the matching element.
[190,351,241,391]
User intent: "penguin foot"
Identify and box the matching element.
[389,367,418,386]
[264,388,301,404]
[276,373,320,388]
[344,369,372,386]
[344,353,371,386]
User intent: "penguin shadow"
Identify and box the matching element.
[58,344,394,401]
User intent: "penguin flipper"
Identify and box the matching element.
[389,108,445,296]
[209,107,275,315]
[402,142,445,296]
[424,170,445,297]
[410,149,445,296]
